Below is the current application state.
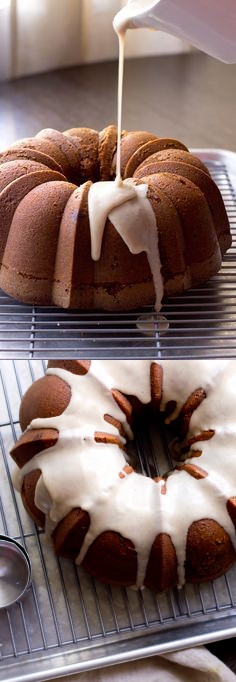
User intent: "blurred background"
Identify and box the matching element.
[0,0,191,81]
[0,0,235,153]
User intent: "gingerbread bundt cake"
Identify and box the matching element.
[0,126,231,310]
[11,359,236,592]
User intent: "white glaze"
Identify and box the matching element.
[15,360,236,589]
[87,15,164,312]
[116,32,125,181]
[88,179,163,312]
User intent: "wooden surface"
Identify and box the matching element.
[0,52,236,151]
[1,51,236,675]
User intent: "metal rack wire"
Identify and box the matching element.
[0,151,236,359]
[1,360,236,682]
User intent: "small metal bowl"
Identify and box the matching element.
[0,535,31,609]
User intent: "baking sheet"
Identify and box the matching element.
[0,150,236,359]
[1,360,236,682]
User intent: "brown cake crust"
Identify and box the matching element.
[227,498,236,527]
[6,136,70,175]
[144,533,178,592]
[83,531,137,587]
[0,125,231,309]
[185,519,236,582]
[36,128,80,184]
[52,508,90,559]
[0,146,63,174]
[1,180,76,304]
[52,182,95,308]
[99,125,118,181]
[135,159,230,254]
[145,181,190,293]
[22,469,45,527]
[0,169,66,264]
[177,388,206,438]
[144,172,221,286]
[11,428,59,468]
[0,159,55,192]
[48,359,91,375]
[124,137,188,178]
[135,148,211,176]
[111,130,157,178]
[19,374,72,431]
[64,127,99,183]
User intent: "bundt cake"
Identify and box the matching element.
[0,126,231,310]
[11,359,236,592]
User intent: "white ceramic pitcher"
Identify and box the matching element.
[113,0,236,63]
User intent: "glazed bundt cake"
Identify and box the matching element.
[11,359,236,592]
[0,126,231,310]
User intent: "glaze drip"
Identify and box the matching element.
[14,360,236,589]
[88,180,163,311]
[86,8,164,313]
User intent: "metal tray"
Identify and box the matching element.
[0,150,236,360]
[1,360,236,682]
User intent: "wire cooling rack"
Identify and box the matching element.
[0,150,236,359]
[1,360,236,682]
